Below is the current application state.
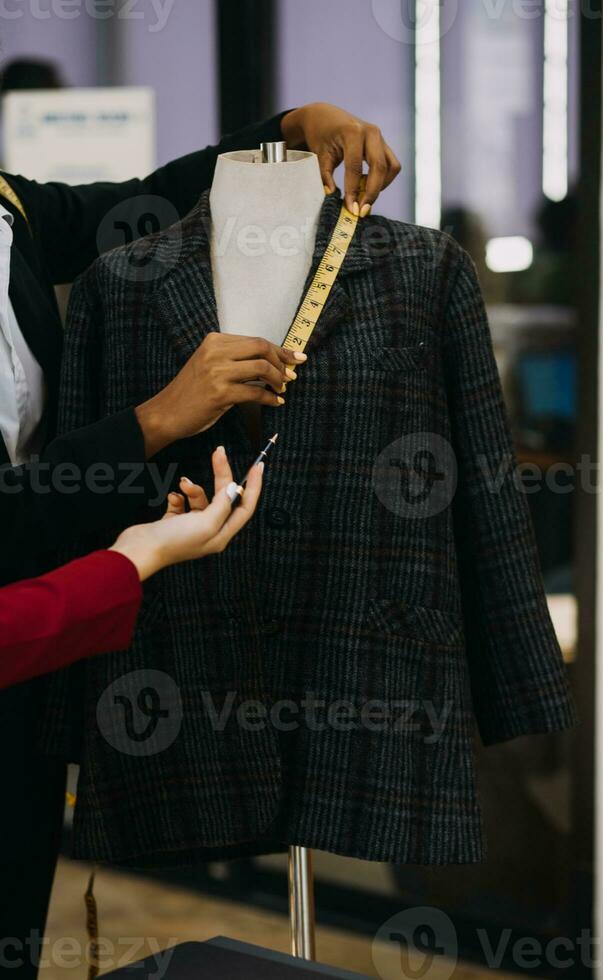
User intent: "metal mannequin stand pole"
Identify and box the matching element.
[257,139,316,961]
[288,846,316,959]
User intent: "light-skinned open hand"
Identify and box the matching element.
[110,447,263,581]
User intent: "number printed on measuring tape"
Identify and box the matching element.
[282,204,360,354]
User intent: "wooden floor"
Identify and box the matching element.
[42,857,537,979]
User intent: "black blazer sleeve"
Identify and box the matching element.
[1,271,167,566]
[0,112,292,568]
[444,249,579,745]
[0,409,157,566]
[3,111,290,285]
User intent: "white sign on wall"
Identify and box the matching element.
[2,87,156,184]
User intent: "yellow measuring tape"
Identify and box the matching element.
[0,175,30,230]
[281,192,362,355]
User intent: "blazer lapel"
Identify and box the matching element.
[9,246,63,383]
[153,189,373,366]
[4,236,64,455]
[153,193,219,367]
[288,191,373,355]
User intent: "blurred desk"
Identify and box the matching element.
[104,938,370,979]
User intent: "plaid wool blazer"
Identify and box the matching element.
[51,189,579,867]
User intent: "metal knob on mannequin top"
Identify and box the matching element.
[260,140,288,163]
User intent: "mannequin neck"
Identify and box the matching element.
[209,149,325,264]
[208,150,326,347]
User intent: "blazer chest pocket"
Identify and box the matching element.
[364,597,464,649]
[370,344,429,374]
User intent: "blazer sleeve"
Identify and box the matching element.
[5,110,290,285]
[443,247,579,746]
[0,270,162,564]
[0,550,142,690]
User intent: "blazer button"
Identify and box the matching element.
[267,507,290,530]
[261,619,282,637]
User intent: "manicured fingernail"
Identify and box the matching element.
[256,461,265,473]
[360,203,371,218]
[215,445,225,455]
[226,481,242,502]
[279,382,287,393]
[352,201,360,217]
[180,476,193,485]
[293,352,307,362]
[285,368,297,381]
[277,397,285,405]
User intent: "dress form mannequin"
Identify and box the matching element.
[209,147,325,347]
[210,145,322,960]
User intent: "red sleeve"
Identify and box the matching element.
[0,550,142,689]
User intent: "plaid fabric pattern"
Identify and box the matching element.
[53,190,579,867]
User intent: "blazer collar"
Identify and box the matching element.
[0,228,63,466]
[154,188,373,367]
[9,247,63,382]
[312,188,374,278]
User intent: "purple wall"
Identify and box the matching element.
[0,1,579,232]
[441,3,545,241]
[276,0,413,221]
[0,8,98,87]
[0,0,218,169]
[107,0,218,166]
[441,3,578,242]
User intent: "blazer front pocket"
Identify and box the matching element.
[364,597,464,650]
[370,344,429,374]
